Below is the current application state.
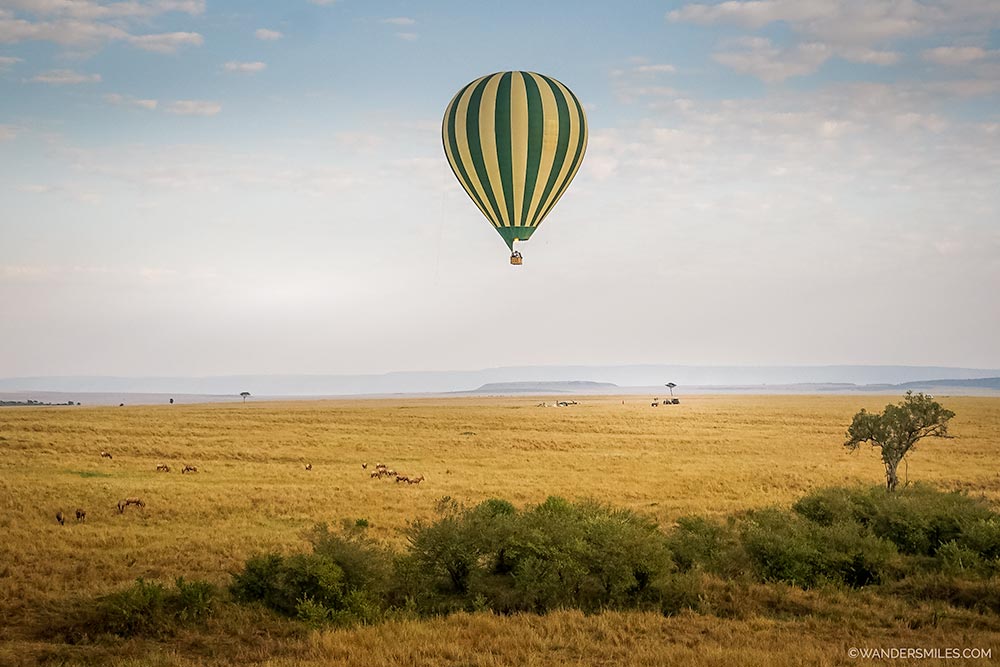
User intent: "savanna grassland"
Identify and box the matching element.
[1,394,998,666]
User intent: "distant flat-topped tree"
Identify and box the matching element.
[240,391,251,403]
[844,391,955,492]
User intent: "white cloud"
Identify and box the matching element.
[714,38,831,82]
[668,1,1000,46]
[165,100,221,116]
[254,28,283,41]
[382,17,416,25]
[634,63,676,74]
[396,32,418,41]
[31,68,100,84]
[0,55,22,70]
[1,1,204,19]
[128,31,202,53]
[840,47,901,66]
[922,46,992,65]
[223,60,266,73]
[0,124,15,142]
[0,0,204,51]
[669,0,1000,83]
[105,93,158,110]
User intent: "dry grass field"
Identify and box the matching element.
[1,394,998,666]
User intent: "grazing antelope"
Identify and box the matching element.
[182,465,198,474]
[651,402,659,407]
[305,463,312,471]
[117,497,145,513]
[75,509,86,522]
[55,511,65,525]
[395,474,410,483]
[156,464,170,472]
[362,463,368,469]
[408,475,424,485]
[100,451,113,459]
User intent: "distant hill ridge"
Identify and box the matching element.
[469,381,619,394]
[895,377,1000,390]
[1,365,999,396]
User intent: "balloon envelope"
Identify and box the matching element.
[442,71,588,251]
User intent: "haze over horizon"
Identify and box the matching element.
[2,0,998,377]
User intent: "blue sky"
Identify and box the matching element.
[1,0,999,376]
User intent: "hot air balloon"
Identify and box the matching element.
[442,71,588,265]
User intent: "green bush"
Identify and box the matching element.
[665,516,746,576]
[792,487,857,526]
[794,485,995,557]
[741,509,896,588]
[92,577,217,638]
[230,552,347,618]
[307,521,394,597]
[957,518,1000,563]
[397,496,674,615]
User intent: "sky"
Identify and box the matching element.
[1,0,998,377]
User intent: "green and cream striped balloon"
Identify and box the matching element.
[442,71,588,255]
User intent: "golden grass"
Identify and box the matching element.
[1,394,999,665]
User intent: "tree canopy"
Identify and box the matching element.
[844,391,955,491]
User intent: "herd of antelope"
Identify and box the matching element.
[366,462,424,485]
[54,451,427,524]
[53,451,200,525]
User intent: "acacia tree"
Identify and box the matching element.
[844,391,955,492]
[240,391,251,403]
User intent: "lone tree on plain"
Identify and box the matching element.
[844,391,955,492]
[240,391,251,403]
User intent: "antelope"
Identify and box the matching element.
[75,509,86,522]
[395,474,409,483]
[100,451,113,459]
[305,463,312,471]
[118,497,145,513]
[362,463,368,469]
[408,475,424,485]
[182,465,198,474]
[56,511,65,525]
[156,464,170,472]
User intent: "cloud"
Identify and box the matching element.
[105,93,158,110]
[922,46,992,65]
[0,0,205,52]
[668,1,1000,46]
[714,38,831,82]
[30,68,100,84]
[634,63,676,74]
[255,28,283,41]
[1,1,205,20]
[223,60,266,73]
[0,125,15,142]
[127,31,202,53]
[0,55,22,70]
[839,47,901,66]
[165,100,221,116]
[308,0,339,5]
[669,0,1000,83]
[382,17,416,25]
[396,32,418,41]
